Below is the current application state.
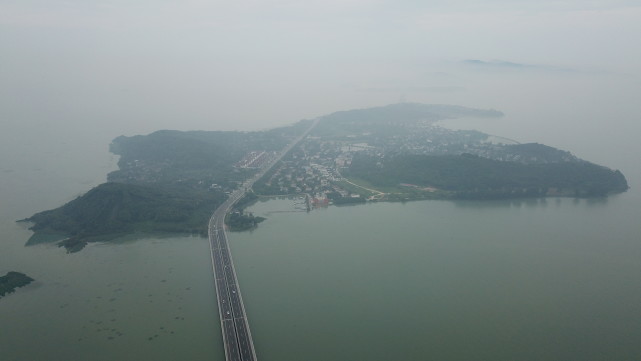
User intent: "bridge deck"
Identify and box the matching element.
[207,117,319,361]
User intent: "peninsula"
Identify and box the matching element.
[21,103,628,252]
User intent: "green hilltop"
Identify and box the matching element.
[346,153,628,199]
[24,183,224,252]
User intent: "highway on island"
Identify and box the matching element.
[208,118,319,361]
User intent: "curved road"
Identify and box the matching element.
[208,118,319,361]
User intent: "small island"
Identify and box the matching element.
[0,272,34,298]
[21,103,628,252]
[226,210,266,231]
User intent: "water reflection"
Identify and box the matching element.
[452,196,612,209]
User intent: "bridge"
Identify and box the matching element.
[208,118,320,361]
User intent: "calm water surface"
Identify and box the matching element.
[1,116,640,360]
[0,234,222,361]
[0,127,222,361]
[231,195,641,361]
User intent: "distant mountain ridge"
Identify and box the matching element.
[323,103,503,123]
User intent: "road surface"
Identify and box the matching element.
[208,117,319,361]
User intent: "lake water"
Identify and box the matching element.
[230,194,641,361]
[1,102,640,360]
[0,126,224,361]
[3,188,640,361]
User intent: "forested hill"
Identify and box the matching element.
[108,125,308,189]
[346,153,628,199]
[22,121,310,253]
[24,182,225,252]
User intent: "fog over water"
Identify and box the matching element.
[2,1,640,136]
[2,2,640,189]
[1,1,640,360]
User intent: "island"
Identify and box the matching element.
[0,272,34,298]
[226,210,266,232]
[20,103,628,252]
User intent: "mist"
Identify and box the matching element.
[1,1,640,195]
[3,3,641,360]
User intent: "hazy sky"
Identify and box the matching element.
[1,0,640,135]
